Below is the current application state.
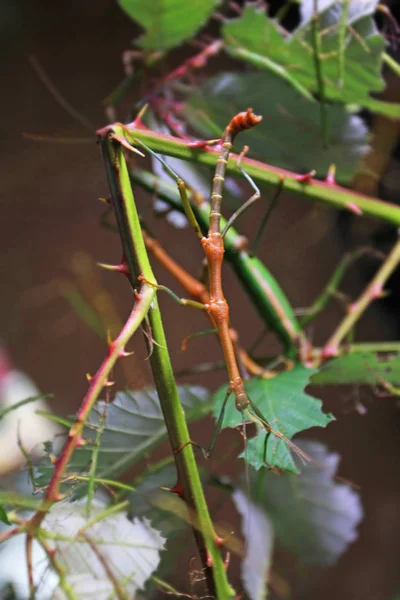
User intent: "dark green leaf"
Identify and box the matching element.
[183,72,369,183]
[222,4,315,101]
[212,367,334,473]
[118,0,220,51]
[222,3,398,117]
[248,440,363,566]
[311,351,400,385]
[0,506,10,525]
[35,385,212,493]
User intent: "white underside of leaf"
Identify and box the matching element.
[42,500,166,599]
[233,489,274,600]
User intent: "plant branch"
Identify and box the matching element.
[323,238,400,356]
[115,122,400,226]
[98,134,235,599]
[27,285,155,530]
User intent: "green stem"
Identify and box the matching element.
[300,247,378,328]
[100,137,235,599]
[323,239,400,356]
[311,0,329,146]
[130,168,301,353]
[113,123,400,227]
[338,0,349,87]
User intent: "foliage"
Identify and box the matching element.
[184,72,369,183]
[3,1,400,598]
[118,0,220,50]
[35,385,212,494]
[213,366,334,472]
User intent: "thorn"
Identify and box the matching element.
[371,283,384,299]
[97,260,130,277]
[98,196,111,204]
[186,138,221,148]
[134,288,142,301]
[214,535,225,549]
[346,202,363,216]
[86,373,93,382]
[118,348,134,358]
[223,551,231,571]
[325,164,336,185]
[347,302,358,314]
[110,133,145,157]
[49,492,64,502]
[295,170,316,183]
[104,379,115,387]
[49,453,57,464]
[206,552,214,567]
[132,103,149,128]
[106,330,114,348]
[161,480,184,499]
[75,435,88,448]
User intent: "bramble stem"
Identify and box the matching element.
[323,239,400,356]
[29,285,155,523]
[112,122,400,227]
[99,136,235,599]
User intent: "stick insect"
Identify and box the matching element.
[135,108,315,472]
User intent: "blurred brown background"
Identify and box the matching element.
[1,1,400,598]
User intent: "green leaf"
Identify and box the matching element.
[212,366,334,473]
[222,4,315,101]
[35,385,212,493]
[311,351,400,385]
[233,488,274,600]
[248,440,363,566]
[0,506,10,525]
[222,3,399,117]
[118,0,220,51]
[183,72,369,184]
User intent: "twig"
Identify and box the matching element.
[98,134,235,599]
[323,238,400,356]
[120,123,400,227]
[27,284,155,528]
